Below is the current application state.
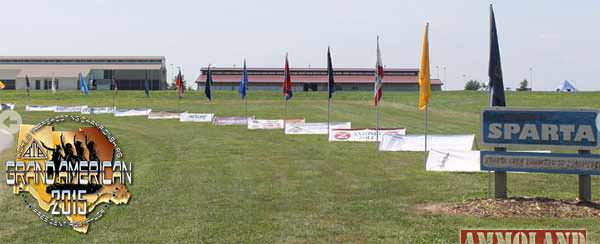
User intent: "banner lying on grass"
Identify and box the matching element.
[213,116,255,125]
[1,103,15,110]
[379,134,475,152]
[25,105,56,112]
[148,111,181,120]
[329,128,406,142]
[248,119,284,130]
[285,118,306,125]
[285,122,352,135]
[114,108,152,117]
[54,105,88,113]
[426,149,481,172]
[81,107,115,115]
[179,113,214,122]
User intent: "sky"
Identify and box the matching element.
[0,0,599,91]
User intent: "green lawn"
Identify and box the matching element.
[0,90,598,243]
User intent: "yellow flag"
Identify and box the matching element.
[418,23,431,111]
[0,81,5,89]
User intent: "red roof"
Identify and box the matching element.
[195,67,443,85]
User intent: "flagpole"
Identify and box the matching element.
[284,98,288,128]
[376,103,380,142]
[425,105,429,152]
[327,97,331,137]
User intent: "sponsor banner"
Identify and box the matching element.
[427,150,481,172]
[54,105,88,113]
[213,116,255,125]
[481,150,600,175]
[285,118,306,125]
[379,134,475,152]
[1,103,15,110]
[481,107,600,150]
[460,229,586,244]
[148,111,181,120]
[179,112,214,122]
[329,128,406,142]
[285,122,352,135]
[81,107,115,115]
[25,105,57,112]
[248,119,284,130]
[114,108,152,117]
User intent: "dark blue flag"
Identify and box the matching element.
[327,47,335,99]
[144,80,150,97]
[205,66,213,101]
[239,59,248,99]
[489,4,505,107]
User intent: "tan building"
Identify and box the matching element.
[0,56,167,90]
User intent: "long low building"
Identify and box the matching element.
[0,56,167,90]
[195,67,442,92]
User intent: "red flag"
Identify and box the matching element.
[374,37,384,106]
[283,54,293,100]
[176,70,184,99]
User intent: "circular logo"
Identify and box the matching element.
[334,132,352,140]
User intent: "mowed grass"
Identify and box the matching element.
[0,90,599,243]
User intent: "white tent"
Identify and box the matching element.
[556,80,577,92]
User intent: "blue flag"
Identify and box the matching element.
[488,4,505,107]
[205,66,213,101]
[144,80,150,97]
[239,59,248,99]
[79,73,89,96]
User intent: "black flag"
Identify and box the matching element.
[488,4,505,107]
[327,47,335,99]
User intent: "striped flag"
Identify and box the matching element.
[327,47,335,99]
[374,37,384,106]
[283,54,293,100]
[51,74,56,93]
[176,69,184,99]
[79,73,89,96]
[418,23,431,111]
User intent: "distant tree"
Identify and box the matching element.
[464,80,481,91]
[517,79,529,91]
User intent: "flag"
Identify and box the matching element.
[175,69,184,99]
[327,47,335,99]
[418,23,431,111]
[0,81,5,89]
[374,36,384,106]
[79,73,89,96]
[204,66,213,101]
[25,75,31,96]
[283,54,293,100]
[112,78,118,94]
[489,4,506,107]
[51,74,56,93]
[144,80,150,97]
[239,59,248,99]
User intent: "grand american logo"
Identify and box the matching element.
[4,115,133,233]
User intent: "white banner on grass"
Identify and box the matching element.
[248,119,284,130]
[426,149,481,172]
[426,149,551,173]
[81,107,115,114]
[329,128,406,142]
[378,134,475,152]
[285,122,351,135]
[179,113,214,122]
[54,105,88,113]
[114,108,152,117]
[213,116,254,125]
[1,103,15,110]
[148,111,181,120]
[25,105,56,112]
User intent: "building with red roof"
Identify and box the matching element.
[196,67,442,92]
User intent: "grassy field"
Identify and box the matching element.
[0,90,599,243]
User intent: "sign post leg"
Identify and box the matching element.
[578,150,592,202]
[494,147,507,199]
